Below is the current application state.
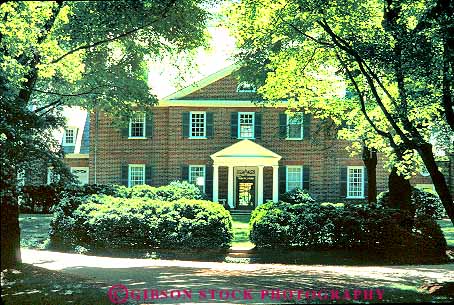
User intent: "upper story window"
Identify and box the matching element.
[238,112,255,139]
[189,165,206,192]
[63,127,77,146]
[286,166,303,191]
[128,164,145,187]
[236,82,256,93]
[287,114,304,140]
[129,113,146,138]
[347,166,364,198]
[190,111,206,138]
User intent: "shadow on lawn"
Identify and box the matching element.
[52,262,454,304]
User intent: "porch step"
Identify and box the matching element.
[229,209,252,216]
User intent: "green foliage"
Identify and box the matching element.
[249,201,447,263]
[280,187,315,204]
[377,188,446,219]
[49,195,233,251]
[226,0,454,177]
[130,180,206,201]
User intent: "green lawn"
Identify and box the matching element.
[438,219,454,249]
[19,214,53,249]
[231,214,254,249]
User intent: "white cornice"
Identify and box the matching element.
[65,153,89,159]
[156,99,288,108]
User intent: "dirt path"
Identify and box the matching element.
[20,249,454,304]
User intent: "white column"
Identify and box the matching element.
[257,165,264,205]
[227,165,234,208]
[272,165,279,203]
[212,165,219,203]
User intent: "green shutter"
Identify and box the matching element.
[206,112,214,138]
[121,164,129,186]
[145,164,153,186]
[145,113,153,138]
[279,113,287,139]
[230,112,238,139]
[254,112,262,139]
[279,166,286,197]
[303,165,310,190]
[303,113,311,140]
[340,167,348,198]
[205,165,213,200]
[182,112,190,138]
[181,165,189,181]
[121,122,129,138]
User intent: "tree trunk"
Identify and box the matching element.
[418,143,454,226]
[362,146,377,204]
[1,187,21,269]
[388,167,412,212]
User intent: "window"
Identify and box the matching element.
[190,112,206,138]
[47,167,60,184]
[128,164,145,187]
[71,167,89,185]
[237,82,257,93]
[63,128,77,145]
[287,114,304,139]
[189,165,205,192]
[238,112,255,139]
[286,166,303,191]
[129,113,146,138]
[347,166,364,198]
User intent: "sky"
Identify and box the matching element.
[147,8,237,99]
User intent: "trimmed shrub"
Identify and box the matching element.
[49,195,232,251]
[129,181,205,201]
[249,201,447,263]
[377,188,446,219]
[280,188,315,204]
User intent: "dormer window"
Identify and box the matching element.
[63,127,77,146]
[236,82,256,93]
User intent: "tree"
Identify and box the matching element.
[226,0,454,224]
[1,0,212,269]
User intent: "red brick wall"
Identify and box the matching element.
[87,74,453,202]
[89,105,393,202]
[182,74,257,100]
[64,158,89,168]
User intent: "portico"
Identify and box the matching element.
[210,140,281,208]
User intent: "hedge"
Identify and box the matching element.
[377,188,446,219]
[250,201,447,263]
[20,181,205,213]
[49,195,233,251]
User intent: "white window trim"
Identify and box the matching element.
[189,165,206,193]
[346,166,365,199]
[286,114,304,140]
[128,164,145,187]
[286,166,303,192]
[189,111,207,139]
[63,127,77,146]
[238,112,255,139]
[128,113,147,139]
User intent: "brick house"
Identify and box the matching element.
[56,65,452,209]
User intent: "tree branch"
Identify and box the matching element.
[335,50,397,148]
[48,0,177,65]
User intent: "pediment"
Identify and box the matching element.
[211,140,281,160]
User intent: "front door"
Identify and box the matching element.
[236,177,255,209]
